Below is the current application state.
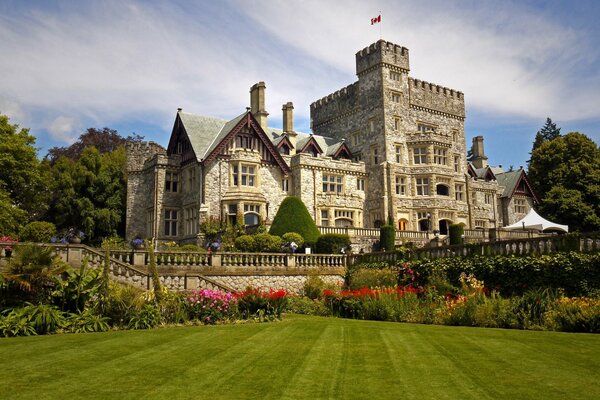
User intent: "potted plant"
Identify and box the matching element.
[131,237,144,250]
[67,228,85,244]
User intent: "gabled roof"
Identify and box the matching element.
[468,163,496,181]
[172,110,348,164]
[299,135,324,155]
[495,169,539,202]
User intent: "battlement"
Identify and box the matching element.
[310,82,359,109]
[408,78,463,99]
[126,141,167,172]
[356,39,410,76]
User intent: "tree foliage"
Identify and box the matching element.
[0,115,50,234]
[47,127,143,162]
[269,196,320,245]
[528,132,600,231]
[48,146,127,242]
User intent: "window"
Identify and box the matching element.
[436,184,449,196]
[352,153,362,163]
[243,204,260,226]
[389,71,401,81]
[357,178,365,191]
[371,147,379,164]
[455,184,464,201]
[322,174,343,193]
[146,209,154,238]
[352,131,361,146]
[514,198,527,214]
[413,147,427,164]
[391,92,402,103]
[232,163,256,187]
[398,219,408,231]
[186,168,196,193]
[485,193,493,205]
[369,119,375,133]
[394,117,401,130]
[395,145,402,163]
[434,148,447,165]
[452,130,458,142]
[165,171,178,193]
[417,123,436,133]
[395,176,406,196]
[279,144,290,155]
[282,178,289,192]
[227,203,238,225]
[416,178,430,196]
[454,155,461,173]
[164,209,178,237]
[184,207,198,235]
[235,135,255,150]
[321,209,329,226]
[475,220,486,229]
[335,210,354,227]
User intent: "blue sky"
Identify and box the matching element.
[1,0,599,169]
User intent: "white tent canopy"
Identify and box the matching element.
[504,208,569,233]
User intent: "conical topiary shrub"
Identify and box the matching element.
[269,196,320,246]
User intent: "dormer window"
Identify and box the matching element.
[279,143,290,155]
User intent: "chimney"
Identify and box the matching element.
[250,81,268,129]
[471,136,488,169]
[282,102,297,154]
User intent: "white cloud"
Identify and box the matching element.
[48,116,79,143]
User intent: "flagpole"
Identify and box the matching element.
[379,10,382,39]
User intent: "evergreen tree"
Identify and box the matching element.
[528,118,561,164]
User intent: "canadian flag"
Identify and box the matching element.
[371,15,381,25]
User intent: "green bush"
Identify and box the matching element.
[0,308,37,337]
[303,275,326,299]
[67,310,110,333]
[20,304,66,334]
[285,296,331,316]
[449,224,464,245]
[315,233,351,254]
[235,235,255,252]
[19,221,57,243]
[349,268,398,290]
[379,225,395,251]
[544,297,600,333]
[128,304,162,330]
[282,232,304,248]
[178,244,205,253]
[269,197,320,244]
[253,233,283,252]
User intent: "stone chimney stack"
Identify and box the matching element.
[250,81,268,130]
[471,135,488,169]
[282,102,297,155]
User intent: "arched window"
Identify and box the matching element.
[398,219,408,231]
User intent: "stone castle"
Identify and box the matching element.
[126,39,537,244]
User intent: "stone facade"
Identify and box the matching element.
[126,39,538,244]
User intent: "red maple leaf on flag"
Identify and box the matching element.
[371,15,381,25]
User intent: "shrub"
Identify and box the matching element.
[349,268,398,290]
[67,310,110,333]
[184,289,237,324]
[104,283,144,327]
[178,244,205,253]
[0,308,37,337]
[19,222,57,243]
[235,235,256,252]
[269,197,320,244]
[544,297,600,333]
[159,291,189,325]
[282,232,304,248]
[236,289,288,320]
[253,233,283,252]
[303,275,325,299]
[128,304,161,330]
[513,288,559,329]
[101,236,129,250]
[379,225,395,252]
[285,296,331,316]
[20,304,66,334]
[449,224,464,245]
[315,233,351,254]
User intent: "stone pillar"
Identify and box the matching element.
[250,81,269,129]
[133,251,146,266]
[472,136,488,169]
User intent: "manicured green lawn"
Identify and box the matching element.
[1,315,599,399]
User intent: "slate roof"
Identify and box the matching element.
[495,169,524,198]
[177,110,346,161]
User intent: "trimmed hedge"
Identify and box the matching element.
[269,197,320,245]
[449,224,464,245]
[379,225,395,251]
[316,233,351,254]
